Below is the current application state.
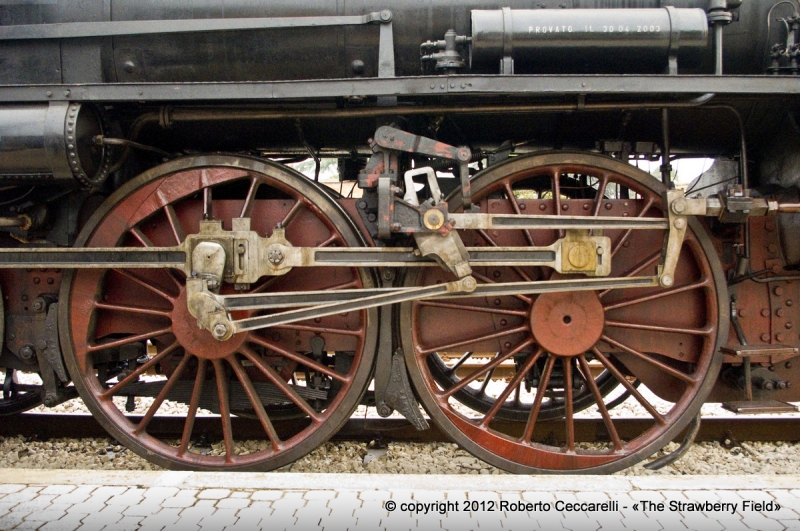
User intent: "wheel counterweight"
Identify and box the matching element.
[401,152,728,474]
[59,155,377,471]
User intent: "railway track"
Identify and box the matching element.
[2,412,797,446]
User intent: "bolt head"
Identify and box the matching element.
[212,323,229,340]
[660,274,674,288]
[671,198,687,214]
[673,217,687,230]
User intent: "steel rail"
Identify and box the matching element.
[2,413,797,445]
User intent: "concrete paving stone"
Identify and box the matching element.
[40,486,76,496]
[103,515,143,531]
[0,512,33,531]
[715,492,746,505]
[270,497,307,512]
[719,519,758,531]
[74,522,106,531]
[160,493,199,509]
[294,511,325,529]
[259,511,298,531]
[39,511,89,531]
[682,490,723,503]
[141,487,180,501]
[119,498,166,517]
[737,490,779,501]
[53,487,97,505]
[215,498,251,510]
[411,491,446,502]
[680,512,726,531]
[137,507,182,531]
[79,505,124,528]
[466,491,501,502]
[0,485,25,494]
[778,519,800,531]
[233,507,268,528]
[13,520,45,531]
[521,492,557,504]
[741,512,787,531]
[327,499,362,516]
[319,514,359,531]
[763,504,800,521]
[105,488,145,507]
[197,489,230,500]
[229,492,251,499]
[245,501,273,512]
[359,490,393,502]
[303,490,336,501]
[575,492,611,503]
[280,491,304,499]
[560,511,600,531]
[194,500,217,508]
[497,492,524,502]
[22,502,73,522]
[767,490,800,505]
[619,511,657,530]
[2,488,45,506]
[552,492,581,504]
[177,505,217,526]
[251,491,283,501]
[198,508,239,529]
[223,523,265,531]
[629,491,667,502]
[18,494,57,511]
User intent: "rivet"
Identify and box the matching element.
[440,84,445,89]
[519,203,526,210]
[494,298,502,306]
[765,220,776,231]
[63,90,70,97]
[539,204,547,211]
[774,287,784,296]
[493,270,501,278]
[623,241,630,248]
[504,342,512,349]
[583,203,590,210]
[761,333,770,342]
[33,277,40,284]
[777,308,786,317]
[786,322,793,329]
[776,333,785,342]
[500,319,508,326]
[47,278,54,285]
[738,309,748,318]
[761,308,770,317]
[450,83,455,88]
[45,91,52,97]
[788,300,793,307]
[430,84,435,89]
[561,204,569,211]
[67,128,73,133]
[605,203,612,210]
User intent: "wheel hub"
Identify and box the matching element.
[530,290,604,357]
[171,288,246,359]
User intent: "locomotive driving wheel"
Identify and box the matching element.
[401,152,728,474]
[60,155,377,471]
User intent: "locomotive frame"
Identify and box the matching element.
[0,0,799,474]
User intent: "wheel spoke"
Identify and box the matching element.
[504,182,536,246]
[129,227,154,247]
[212,358,235,462]
[479,347,543,428]
[316,233,342,248]
[419,324,530,356]
[417,300,528,318]
[249,335,349,383]
[603,277,710,312]
[577,354,622,450]
[563,358,575,452]
[239,177,260,218]
[610,197,656,257]
[101,341,179,398]
[280,200,305,229]
[598,250,660,299]
[442,339,533,398]
[273,323,364,337]
[445,351,474,375]
[178,358,207,456]
[87,327,172,353]
[520,354,556,443]
[592,347,666,424]
[228,355,282,450]
[472,271,532,304]
[601,334,697,384]
[113,269,177,303]
[163,205,185,245]
[94,300,171,318]
[591,175,610,216]
[605,320,713,337]
[134,352,190,435]
[240,345,323,422]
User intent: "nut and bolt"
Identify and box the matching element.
[212,323,230,340]
[268,248,285,265]
[673,217,687,230]
[660,274,674,287]
[19,345,35,361]
[671,198,687,214]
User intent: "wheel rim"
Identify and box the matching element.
[60,155,377,470]
[401,152,728,474]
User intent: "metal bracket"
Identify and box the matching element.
[382,349,429,431]
[414,231,472,279]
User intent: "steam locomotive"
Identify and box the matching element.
[0,0,798,474]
